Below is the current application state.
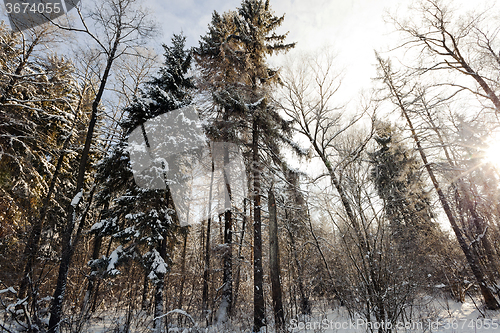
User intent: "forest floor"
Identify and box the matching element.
[73,296,500,332]
[2,296,499,332]
[291,297,500,332]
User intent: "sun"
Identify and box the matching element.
[483,133,500,170]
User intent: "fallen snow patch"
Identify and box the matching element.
[71,190,83,207]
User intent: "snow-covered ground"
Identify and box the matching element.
[2,297,499,332]
[82,298,500,332]
[288,298,500,333]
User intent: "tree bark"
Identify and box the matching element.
[284,214,310,315]
[202,159,215,325]
[141,271,149,311]
[153,236,168,332]
[233,198,247,310]
[253,119,265,333]
[282,170,311,314]
[177,231,188,310]
[76,229,104,331]
[220,143,233,320]
[268,189,284,332]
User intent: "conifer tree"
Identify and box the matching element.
[369,123,444,286]
[197,1,294,329]
[196,10,246,322]
[370,123,437,249]
[89,33,194,331]
[268,188,284,331]
[234,2,294,330]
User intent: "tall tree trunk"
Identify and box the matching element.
[291,239,310,315]
[268,189,284,332]
[284,215,310,315]
[80,200,110,319]
[76,226,104,331]
[85,234,103,304]
[220,143,233,321]
[153,236,168,332]
[202,159,215,325]
[408,108,499,309]
[48,186,96,332]
[463,189,500,282]
[176,231,188,327]
[282,170,311,314]
[253,120,265,332]
[48,29,121,333]
[233,198,247,309]
[141,270,149,311]
[177,231,188,309]
[423,104,500,283]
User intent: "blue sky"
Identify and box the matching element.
[146,0,405,100]
[152,0,394,48]
[0,0,434,98]
[0,0,479,100]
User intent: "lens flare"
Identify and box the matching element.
[484,133,500,170]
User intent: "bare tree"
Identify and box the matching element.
[391,0,500,115]
[277,50,423,328]
[412,88,500,287]
[45,1,157,331]
[276,51,374,280]
[376,54,500,310]
[102,47,159,144]
[386,0,500,305]
[307,128,423,330]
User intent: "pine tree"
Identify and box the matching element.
[196,11,243,322]
[197,1,294,329]
[369,123,444,289]
[88,33,194,331]
[233,3,294,330]
[196,10,246,322]
[370,123,437,249]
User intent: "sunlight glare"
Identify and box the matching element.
[484,133,500,170]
